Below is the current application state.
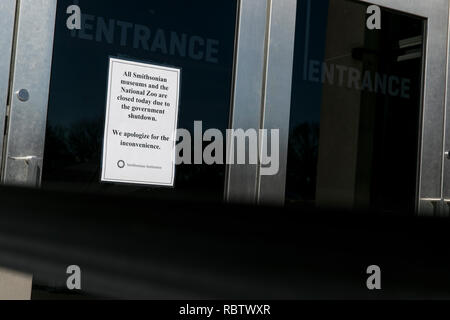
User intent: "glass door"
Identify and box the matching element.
[259,0,449,215]
[2,0,269,203]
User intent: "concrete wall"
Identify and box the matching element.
[0,267,32,300]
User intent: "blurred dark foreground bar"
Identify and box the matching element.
[0,186,450,299]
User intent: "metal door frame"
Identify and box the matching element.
[1,0,57,187]
[0,0,17,173]
[258,0,450,215]
[441,1,450,215]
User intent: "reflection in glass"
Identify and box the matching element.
[286,0,425,213]
[43,0,237,201]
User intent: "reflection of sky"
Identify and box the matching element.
[47,0,237,132]
[290,0,329,129]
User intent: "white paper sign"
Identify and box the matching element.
[101,58,181,186]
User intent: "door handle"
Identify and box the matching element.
[9,156,40,161]
[8,156,42,187]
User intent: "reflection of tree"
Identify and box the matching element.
[175,139,225,191]
[43,120,225,198]
[67,119,103,163]
[44,124,73,172]
[43,118,103,183]
[286,122,319,202]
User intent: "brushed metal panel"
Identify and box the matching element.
[3,0,57,186]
